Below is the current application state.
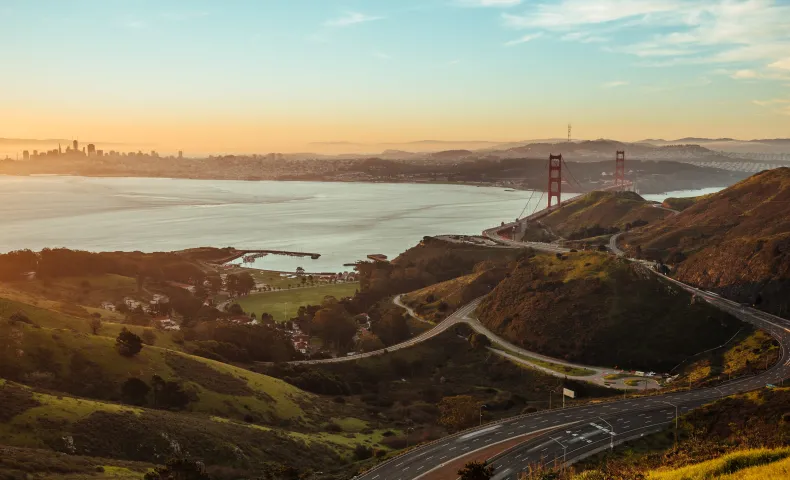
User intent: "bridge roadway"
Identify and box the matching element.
[358,220,790,479]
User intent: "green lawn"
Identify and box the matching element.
[235,282,359,322]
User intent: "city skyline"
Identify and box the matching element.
[2,0,789,153]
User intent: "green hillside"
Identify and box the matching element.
[622,167,790,316]
[0,380,392,478]
[476,251,747,371]
[523,190,669,241]
[0,313,318,424]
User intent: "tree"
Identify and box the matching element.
[121,377,150,405]
[116,328,143,357]
[439,395,480,432]
[225,272,256,296]
[470,333,491,350]
[142,329,157,346]
[144,457,210,480]
[458,461,495,480]
[227,303,244,316]
[312,306,357,350]
[296,266,305,276]
[357,331,385,352]
[205,274,223,294]
[373,311,411,346]
[353,444,374,460]
[151,374,191,410]
[88,317,102,335]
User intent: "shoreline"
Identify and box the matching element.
[0,172,724,197]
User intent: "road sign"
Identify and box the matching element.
[563,388,575,398]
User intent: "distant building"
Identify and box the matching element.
[73,139,78,151]
[33,150,38,156]
[87,144,96,156]
[22,150,29,160]
[178,150,183,159]
[96,150,103,156]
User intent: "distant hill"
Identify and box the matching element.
[523,190,671,241]
[621,167,790,315]
[475,252,743,371]
[639,137,790,154]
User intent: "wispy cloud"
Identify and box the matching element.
[732,69,760,79]
[770,58,790,71]
[504,32,542,46]
[503,1,679,29]
[642,76,712,93]
[602,80,629,88]
[325,12,383,28]
[125,20,146,29]
[160,11,209,21]
[753,98,790,115]
[373,51,391,60]
[457,0,522,7]
[561,32,607,43]
[502,0,790,79]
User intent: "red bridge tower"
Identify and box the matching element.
[548,154,562,209]
[615,150,626,189]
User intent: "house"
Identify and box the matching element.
[155,317,181,331]
[226,316,254,325]
[152,293,169,304]
[101,301,116,312]
[123,297,143,311]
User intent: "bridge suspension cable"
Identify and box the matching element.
[561,157,586,193]
[518,188,538,220]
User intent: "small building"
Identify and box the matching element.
[155,317,181,331]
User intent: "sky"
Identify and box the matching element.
[1,0,789,154]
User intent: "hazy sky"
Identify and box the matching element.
[2,0,789,153]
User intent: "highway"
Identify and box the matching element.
[357,209,790,480]
[358,285,790,480]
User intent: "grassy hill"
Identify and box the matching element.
[661,194,711,212]
[476,251,745,371]
[0,380,394,478]
[647,449,790,479]
[401,263,509,322]
[622,167,790,316]
[0,311,324,425]
[0,273,143,322]
[523,191,670,241]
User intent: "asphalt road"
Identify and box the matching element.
[359,214,790,480]
[358,301,790,480]
[287,298,480,365]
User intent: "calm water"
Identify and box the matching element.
[0,176,722,272]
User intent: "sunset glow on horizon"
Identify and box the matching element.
[2,0,789,154]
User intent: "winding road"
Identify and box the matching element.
[355,206,790,480]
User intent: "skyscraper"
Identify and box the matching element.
[87,144,96,156]
[178,150,183,159]
[22,150,29,160]
[73,139,78,151]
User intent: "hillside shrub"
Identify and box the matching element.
[115,329,143,357]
